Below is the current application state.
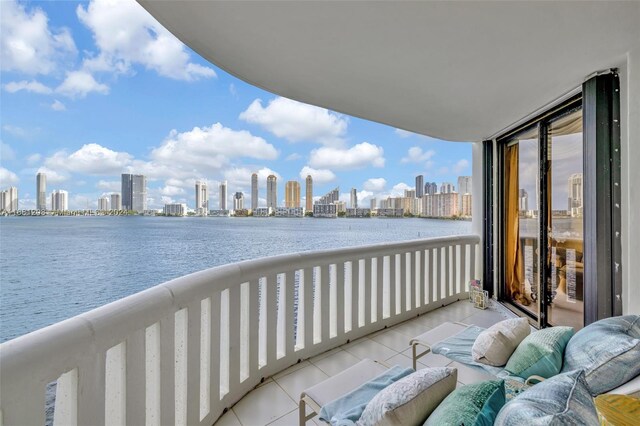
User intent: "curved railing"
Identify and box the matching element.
[0,235,480,425]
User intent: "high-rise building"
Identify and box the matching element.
[195,180,209,216]
[404,189,416,198]
[234,192,244,210]
[416,175,424,198]
[568,173,583,217]
[422,192,459,217]
[0,187,18,212]
[163,203,187,216]
[121,174,147,213]
[110,193,122,211]
[316,187,339,205]
[305,175,313,211]
[285,181,300,208]
[350,188,358,208]
[267,175,277,209]
[425,182,438,195]
[98,196,109,211]
[36,172,47,210]
[370,198,377,210]
[440,182,455,194]
[519,189,529,212]
[219,180,228,210]
[457,176,472,211]
[51,190,68,211]
[251,173,258,210]
[461,193,472,216]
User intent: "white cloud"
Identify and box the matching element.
[299,166,336,184]
[240,97,348,146]
[45,143,132,175]
[229,83,238,99]
[363,178,387,192]
[51,99,66,111]
[56,70,109,98]
[401,146,436,164]
[0,0,77,75]
[2,125,28,139]
[285,153,302,161]
[1,142,16,161]
[390,182,412,197]
[3,80,53,94]
[309,142,385,170]
[160,185,185,197]
[223,167,281,191]
[395,129,416,138]
[77,0,215,81]
[36,167,68,183]
[26,153,42,166]
[96,180,120,191]
[453,159,470,174]
[151,123,278,171]
[356,190,375,203]
[0,167,20,186]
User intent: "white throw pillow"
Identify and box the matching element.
[472,317,531,367]
[356,367,457,426]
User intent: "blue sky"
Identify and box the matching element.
[0,0,471,210]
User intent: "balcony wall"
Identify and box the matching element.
[0,235,480,425]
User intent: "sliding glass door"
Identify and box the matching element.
[500,99,584,329]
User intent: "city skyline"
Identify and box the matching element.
[0,0,472,212]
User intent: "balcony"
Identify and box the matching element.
[0,235,481,425]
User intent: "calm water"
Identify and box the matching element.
[0,216,471,342]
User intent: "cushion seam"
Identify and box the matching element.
[381,373,453,413]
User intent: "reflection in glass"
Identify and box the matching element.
[504,127,539,318]
[547,109,584,329]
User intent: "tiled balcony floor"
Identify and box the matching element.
[216,300,517,426]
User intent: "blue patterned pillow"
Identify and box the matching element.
[424,380,505,426]
[495,370,598,426]
[504,326,574,380]
[562,315,640,395]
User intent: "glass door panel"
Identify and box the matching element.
[547,109,584,329]
[504,127,540,320]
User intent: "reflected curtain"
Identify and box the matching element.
[505,144,527,305]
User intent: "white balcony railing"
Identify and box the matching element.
[0,235,480,425]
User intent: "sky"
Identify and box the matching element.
[0,0,472,210]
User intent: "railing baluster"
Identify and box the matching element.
[199,299,211,423]
[335,264,345,340]
[249,282,259,371]
[350,260,359,331]
[363,258,372,326]
[125,329,145,426]
[159,311,176,426]
[284,271,296,355]
[174,309,188,426]
[452,245,459,295]
[389,254,396,316]
[207,291,221,420]
[471,242,477,282]
[54,369,78,426]
[460,243,467,291]
[423,249,429,306]
[444,245,451,299]
[266,274,278,362]
[320,264,331,343]
[186,302,202,425]
[376,256,384,323]
[408,252,416,310]
[228,286,241,396]
[433,248,441,302]
[414,250,422,309]
[399,253,407,313]
[302,267,314,350]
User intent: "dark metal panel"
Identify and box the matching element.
[610,72,623,317]
[582,72,620,324]
[539,122,549,328]
[482,140,494,297]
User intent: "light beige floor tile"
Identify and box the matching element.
[385,353,427,370]
[371,329,412,352]
[214,409,242,426]
[275,364,329,400]
[463,309,508,328]
[311,349,361,377]
[308,347,343,363]
[343,338,398,361]
[401,347,453,368]
[390,318,431,338]
[272,360,311,380]
[232,381,297,426]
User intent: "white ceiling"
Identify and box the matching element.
[138,1,639,142]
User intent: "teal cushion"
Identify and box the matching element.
[505,326,573,380]
[424,380,505,426]
[495,370,598,426]
[562,315,640,395]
